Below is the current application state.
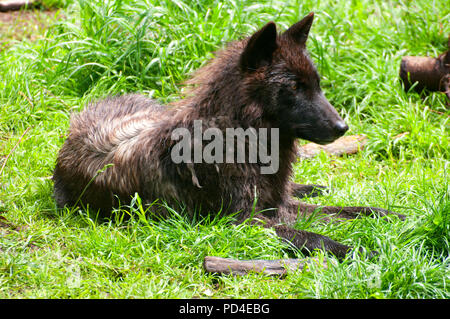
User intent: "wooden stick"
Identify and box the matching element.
[203,256,326,276]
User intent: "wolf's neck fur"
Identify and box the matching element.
[170,41,265,128]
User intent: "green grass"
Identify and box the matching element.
[0,0,449,298]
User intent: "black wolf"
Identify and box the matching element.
[53,13,404,258]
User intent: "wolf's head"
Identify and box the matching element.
[240,13,348,145]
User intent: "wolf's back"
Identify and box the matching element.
[53,94,165,210]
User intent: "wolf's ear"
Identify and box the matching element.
[240,22,277,72]
[282,12,314,46]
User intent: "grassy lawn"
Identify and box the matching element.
[0,0,449,298]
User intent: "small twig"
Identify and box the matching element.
[0,127,32,177]
[18,91,34,110]
[428,108,450,117]
[43,88,72,110]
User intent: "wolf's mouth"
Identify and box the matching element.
[312,138,339,145]
[294,128,341,145]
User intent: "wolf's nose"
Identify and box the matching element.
[334,121,348,135]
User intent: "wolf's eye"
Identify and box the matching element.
[291,80,307,91]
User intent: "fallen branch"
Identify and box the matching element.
[298,134,367,159]
[203,256,326,276]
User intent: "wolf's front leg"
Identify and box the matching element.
[290,182,327,198]
[272,224,352,259]
[258,201,355,258]
[261,199,403,258]
[298,203,406,221]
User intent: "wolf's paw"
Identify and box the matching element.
[318,206,406,222]
[291,183,328,198]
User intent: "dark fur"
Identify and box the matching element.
[53,13,404,258]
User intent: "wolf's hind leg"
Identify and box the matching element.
[52,174,75,209]
[290,182,327,198]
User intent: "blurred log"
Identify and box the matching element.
[399,34,450,100]
[203,256,326,276]
[0,0,36,12]
[298,134,367,159]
